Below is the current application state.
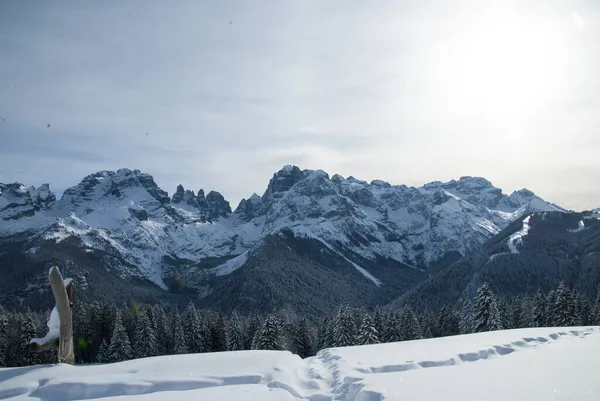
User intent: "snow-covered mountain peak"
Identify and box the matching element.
[0,182,57,220]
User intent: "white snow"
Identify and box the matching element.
[567,220,585,233]
[508,215,531,254]
[210,251,249,276]
[3,327,600,401]
[29,306,60,346]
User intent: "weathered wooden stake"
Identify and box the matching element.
[30,266,75,364]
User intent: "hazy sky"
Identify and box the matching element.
[1,0,599,211]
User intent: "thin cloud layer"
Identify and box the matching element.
[0,0,598,210]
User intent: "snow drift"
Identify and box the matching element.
[1,327,599,401]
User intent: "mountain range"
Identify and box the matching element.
[0,166,586,315]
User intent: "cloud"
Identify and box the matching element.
[0,0,599,210]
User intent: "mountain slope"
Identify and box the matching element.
[395,210,600,311]
[0,167,567,312]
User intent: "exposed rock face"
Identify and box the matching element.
[205,191,232,220]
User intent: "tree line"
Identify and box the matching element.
[1,281,599,367]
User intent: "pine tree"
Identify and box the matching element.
[316,315,333,351]
[252,315,283,350]
[400,306,422,341]
[384,309,403,343]
[152,306,170,355]
[226,312,245,351]
[553,282,579,327]
[171,310,188,354]
[593,290,600,325]
[509,297,524,329]
[183,302,203,353]
[357,313,379,345]
[420,311,437,338]
[210,313,227,352]
[437,306,460,337]
[291,317,315,357]
[459,300,474,334]
[97,339,110,363]
[546,290,558,326]
[133,310,158,359]
[0,309,7,367]
[373,307,386,340]
[532,289,546,327]
[73,302,90,363]
[332,307,358,347]
[20,314,39,366]
[578,296,591,326]
[474,282,502,332]
[108,312,133,362]
[244,315,261,351]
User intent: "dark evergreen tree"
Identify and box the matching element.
[532,289,546,327]
[152,306,170,355]
[226,312,245,351]
[459,300,474,334]
[97,339,110,363]
[73,302,91,363]
[553,282,579,327]
[400,306,422,341]
[437,306,460,337]
[593,290,600,325]
[244,315,261,351]
[509,297,524,329]
[252,315,283,350]
[420,311,437,338]
[183,302,204,353]
[546,290,558,326]
[578,296,592,326]
[133,309,158,359]
[474,282,502,332]
[357,313,379,345]
[332,306,358,347]
[171,310,188,355]
[384,309,403,343]
[291,317,315,357]
[0,309,7,367]
[108,312,133,362]
[20,314,39,366]
[373,307,386,340]
[210,312,227,352]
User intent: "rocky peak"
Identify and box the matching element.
[172,184,199,208]
[205,190,231,220]
[263,165,304,199]
[0,182,57,220]
[441,176,503,209]
[234,193,262,222]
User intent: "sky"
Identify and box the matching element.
[1,0,599,211]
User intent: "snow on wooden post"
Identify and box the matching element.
[29,266,75,364]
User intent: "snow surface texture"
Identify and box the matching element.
[2,327,599,401]
[0,168,567,289]
[507,215,531,254]
[568,220,586,233]
[29,275,72,346]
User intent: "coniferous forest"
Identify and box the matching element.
[1,281,599,367]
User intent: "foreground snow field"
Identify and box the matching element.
[1,327,599,401]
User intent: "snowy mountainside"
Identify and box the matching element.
[0,327,598,401]
[396,211,600,311]
[0,166,568,311]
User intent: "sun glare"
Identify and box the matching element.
[431,10,572,119]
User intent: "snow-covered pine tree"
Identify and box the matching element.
[73,302,90,363]
[20,313,39,366]
[107,312,133,362]
[420,311,437,338]
[0,309,7,367]
[553,282,579,327]
[170,310,188,355]
[252,315,283,350]
[438,305,460,337]
[183,302,203,353]
[244,315,261,351]
[133,309,158,359]
[532,289,547,327]
[332,306,358,347]
[384,309,403,343]
[545,290,558,326]
[474,282,502,332]
[96,339,110,363]
[400,306,422,341]
[210,312,227,352]
[509,297,524,329]
[373,307,386,340]
[226,311,245,351]
[152,306,170,355]
[459,300,474,334]
[357,313,379,345]
[593,290,600,325]
[291,317,315,357]
[578,296,591,326]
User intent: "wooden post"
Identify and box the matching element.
[30,266,75,364]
